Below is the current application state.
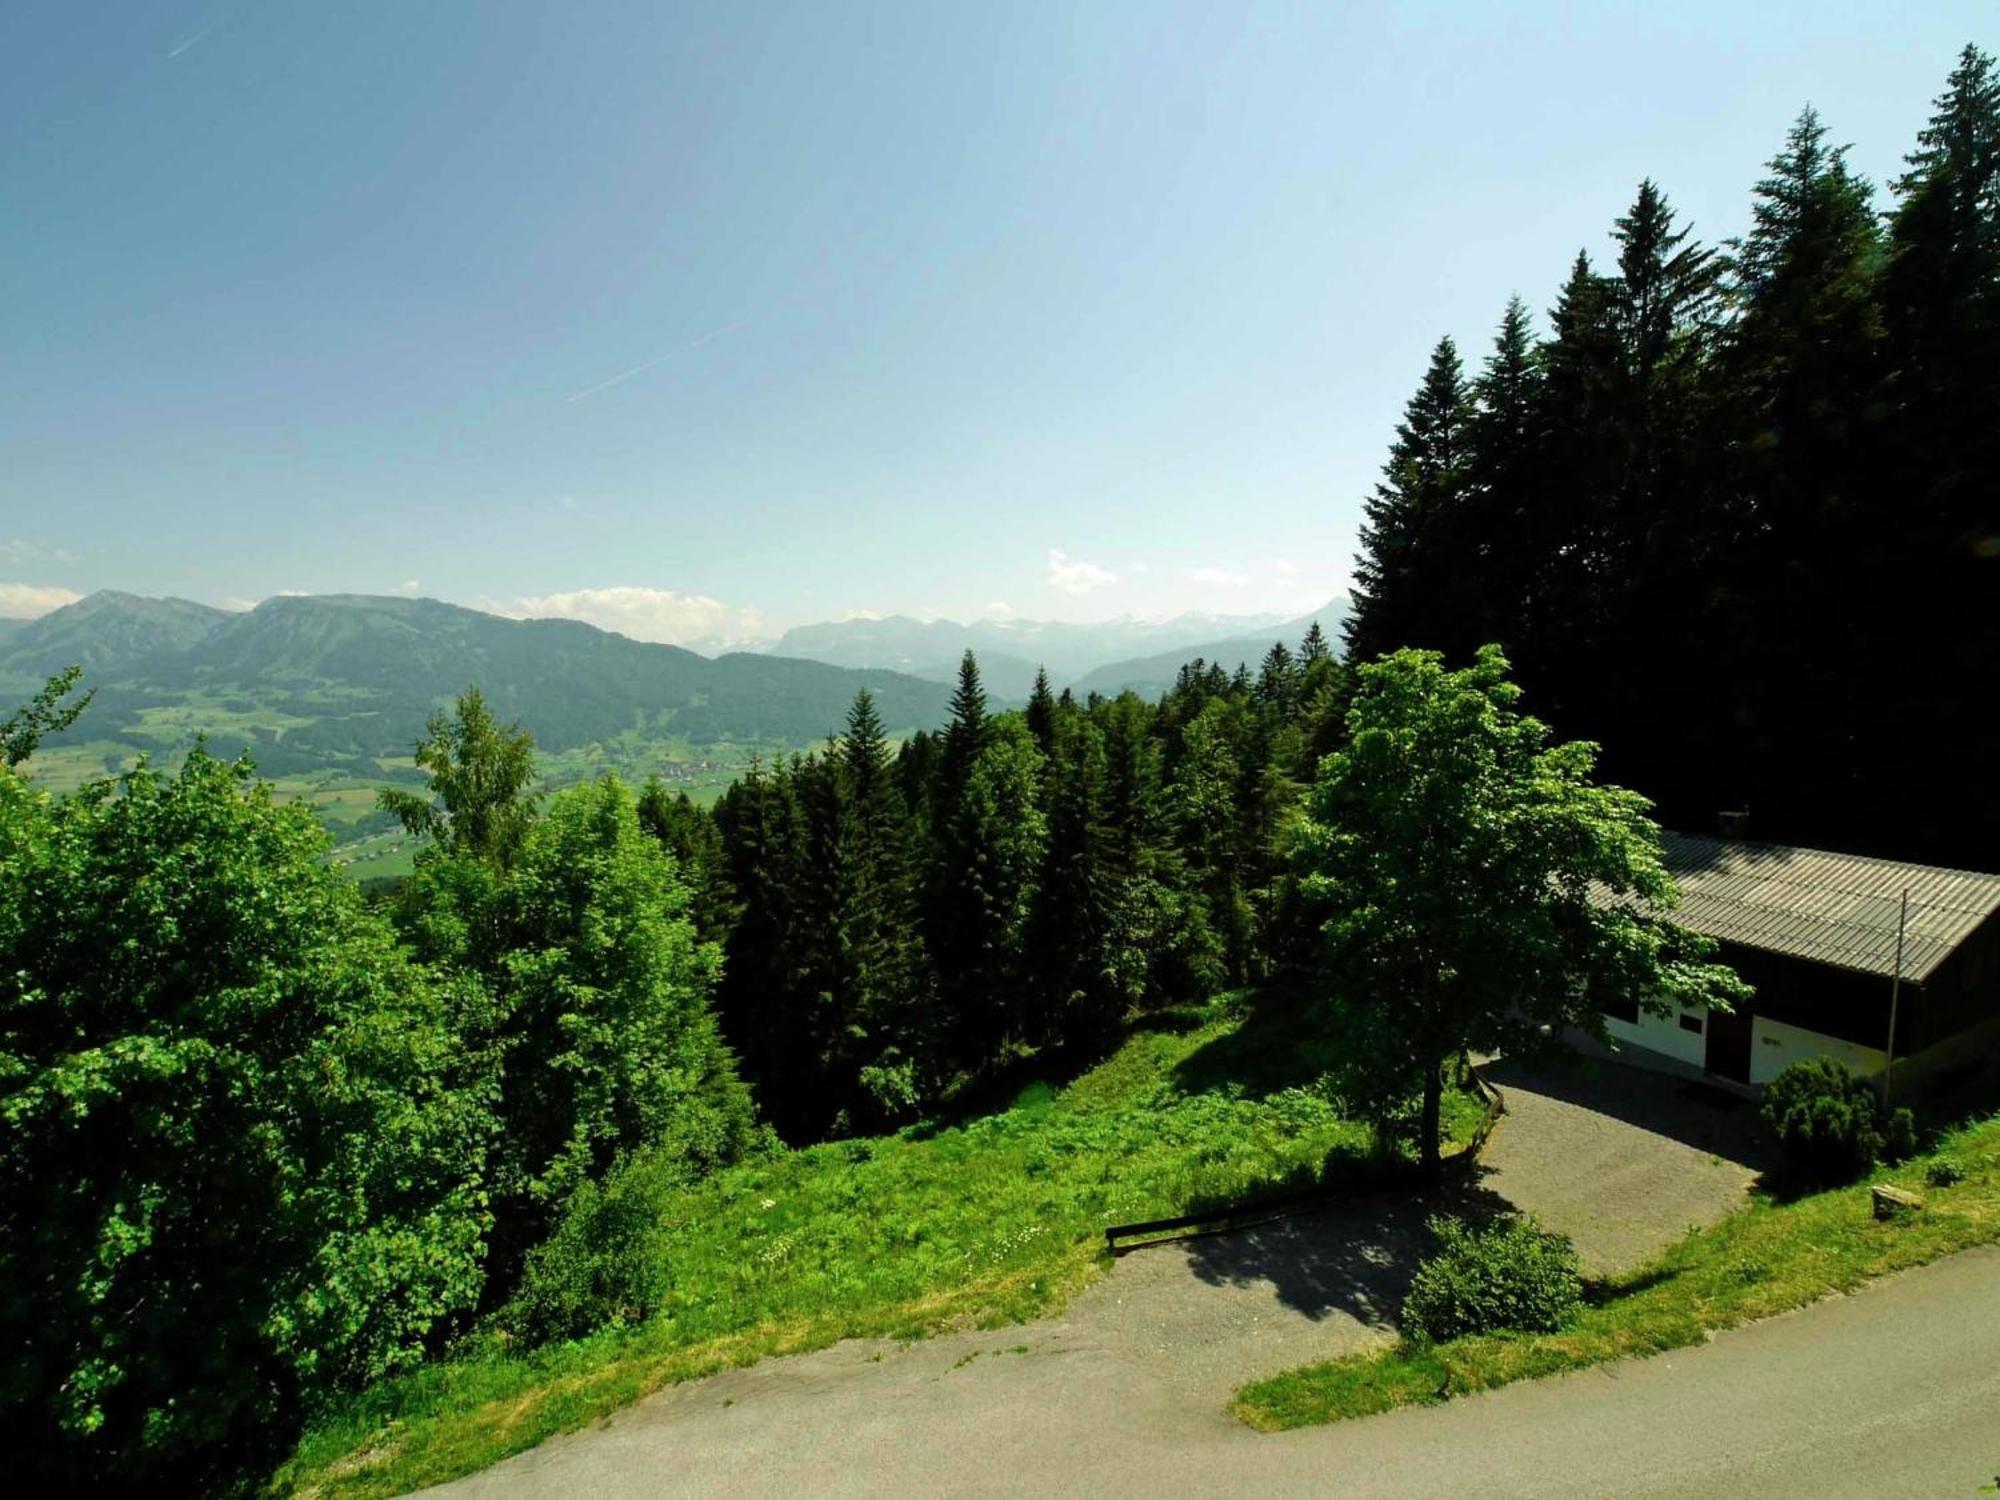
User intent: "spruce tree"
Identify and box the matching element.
[1027,716,1121,1049]
[1720,107,1886,835]
[1255,641,1297,714]
[1025,666,1058,756]
[838,691,929,1120]
[1453,295,1544,661]
[1344,336,1473,661]
[937,650,990,821]
[1871,43,2000,858]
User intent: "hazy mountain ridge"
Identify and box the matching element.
[1068,599,1347,698]
[768,605,1305,692]
[0,592,955,771]
[0,590,231,681]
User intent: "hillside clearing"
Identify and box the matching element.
[274,992,1480,1498]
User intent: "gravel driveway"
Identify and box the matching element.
[1477,1052,1768,1273]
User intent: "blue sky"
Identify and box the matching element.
[1,2,1988,643]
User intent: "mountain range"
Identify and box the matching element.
[765,600,1344,699]
[0,592,955,780]
[0,590,1346,798]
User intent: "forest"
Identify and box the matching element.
[1340,46,1999,868]
[0,42,1994,1496]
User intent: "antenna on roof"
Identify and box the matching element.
[1882,888,1910,1108]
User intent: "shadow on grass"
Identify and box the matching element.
[1175,1168,1519,1328]
[903,998,1230,1141]
[1167,983,1360,1101]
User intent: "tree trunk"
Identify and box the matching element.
[1420,1056,1443,1177]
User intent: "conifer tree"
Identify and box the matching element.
[1027,716,1121,1048]
[1344,336,1473,661]
[832,690,930,1125]
[1255,641,1297,714]
[1870,43,2000,857]
[941,719,1047,1068]
[1449,296,1543,661]
[1025,666,1058,756]
[1719,107,1886,831]
[637,778,734,947]
[937,650,989,819]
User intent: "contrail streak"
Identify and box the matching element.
[168,25,213,59]
[564,321,745,403]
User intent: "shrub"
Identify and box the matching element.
[1760,1057,1885,1187]
[503,1151,692,1346]
[1401,1214,1582,1344]
[1883,1106,1918,1164]
[1925,1156,1966,1188]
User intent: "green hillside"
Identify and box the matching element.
[0,592,955,859]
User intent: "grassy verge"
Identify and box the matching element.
[276,992,1483,1499]
[1234,1111,2000,1431]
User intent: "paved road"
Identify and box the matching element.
[431,1244,2000,1498]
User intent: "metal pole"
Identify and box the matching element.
[1883,888,1908,1107]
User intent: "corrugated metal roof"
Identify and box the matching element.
[1641,833,2000,983]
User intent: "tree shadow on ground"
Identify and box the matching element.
[904,1003,1220,1140]
[1167,984,1361,1101]
[1482,1050,1779,1181]
[1171,1169,1517,1326]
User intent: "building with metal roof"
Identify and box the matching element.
[1595,832,2000,1093]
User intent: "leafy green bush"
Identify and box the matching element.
[1760,1057,1886,1187]
[0,752,495,1488]
[1925,1156,1965,1188]
[504,1152,706,1346]
[1401,1214,1582,1343]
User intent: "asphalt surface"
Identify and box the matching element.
[429,1245,2000,1499]
[425,1063,1995,1499]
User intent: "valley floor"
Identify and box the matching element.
[421,1057,1774,1499]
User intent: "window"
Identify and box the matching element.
[1679,1011,1704,1034]
[1601,996,1639,1025]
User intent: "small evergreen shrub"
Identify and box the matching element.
[1883,1106,1918,1163]
[1760,1057,1885,1187]
[1401,1213,1582,1343]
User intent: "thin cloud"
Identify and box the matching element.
[1046,549,1120,595]
[0,582,83,619]
[514,585,770,651]
[564,322,745,404]
[0,539,77,565]
[1188,565,1251,588]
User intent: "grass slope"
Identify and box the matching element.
[277,992,1480,1499]
[1235,1110,2000,1431]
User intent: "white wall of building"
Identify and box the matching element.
[1604,1004,1710,1069]
[1749,1015,1886,1087]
